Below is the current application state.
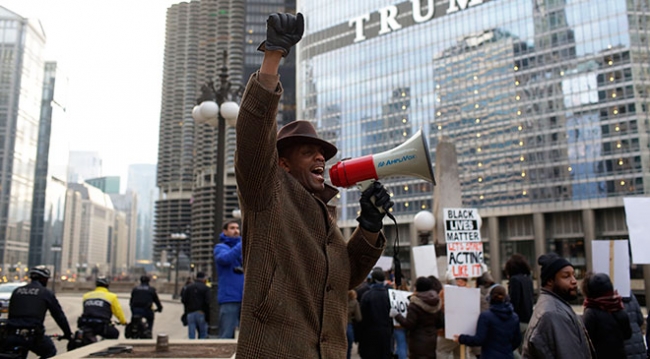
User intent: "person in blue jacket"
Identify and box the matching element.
[213,220,244,338]
[455,285,522,359]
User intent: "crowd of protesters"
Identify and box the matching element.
[349,253,648,359]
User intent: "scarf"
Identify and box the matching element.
[583,291,624,312]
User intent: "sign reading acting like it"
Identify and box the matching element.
[444,208,483,278]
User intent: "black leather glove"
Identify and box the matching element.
[357,181,393,232]
[157,307,163,313]
[257,12,304,57]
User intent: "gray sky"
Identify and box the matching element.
[1,0,180,190]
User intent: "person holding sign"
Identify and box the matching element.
[391,276,442,358]
[522,253,593,359]
[581,272,631,359]
[454,285,521,359]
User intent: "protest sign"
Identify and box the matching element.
[388,289,412,325]
[592,240,631,295]
[623,197,650,264]
[444,285,481,340]
[412,245,439,278]
[375,256,393,271]
[444,208,483,278]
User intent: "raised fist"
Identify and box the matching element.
[257,13,304,57]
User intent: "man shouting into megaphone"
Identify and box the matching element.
[234,12,394,359]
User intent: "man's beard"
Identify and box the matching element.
[552,282,577,301]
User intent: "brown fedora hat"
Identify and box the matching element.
[276,120,338,161]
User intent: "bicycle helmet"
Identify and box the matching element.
[96,276,110,288]
[29,265,51,279]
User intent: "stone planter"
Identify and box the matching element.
[53,339,237,359]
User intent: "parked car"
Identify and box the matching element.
[0,282,28,319]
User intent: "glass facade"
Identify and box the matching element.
[0,8,46,271]
[297,0,650,282]
[297,0,650,221]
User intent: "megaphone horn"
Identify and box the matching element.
[329,129,436,190]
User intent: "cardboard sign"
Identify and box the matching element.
[444,285,481,340]
[412,245,439,278]
[447,242,484,278]
[444,208,483,278]
[592,240,631,296]
[389,289,412,326]
[375,256,393,271]
[623,197,650,264]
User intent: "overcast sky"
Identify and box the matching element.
[1,0,180,191]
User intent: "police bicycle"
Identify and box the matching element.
[0,320,65,359]
[67,318,124,351]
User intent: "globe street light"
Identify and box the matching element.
[414,210,436,245]
[191,50,241,336]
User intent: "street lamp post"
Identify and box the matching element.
[191,50,241,337]
[51,243,62,294]
[171,233,188,300]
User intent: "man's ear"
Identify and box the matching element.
[278,157,291,172]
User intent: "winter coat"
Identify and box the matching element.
[348,298,362,324]
[583,304,632,359]
[394,290,442,358]
[358,283,393,359]
[522,288,593,359]
[459,302,521,359]
[213,233,244,304]
[235,72,386,359]
[508,273,534,323]
[622,294,646,358]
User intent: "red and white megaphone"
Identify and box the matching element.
[329,129,436,190]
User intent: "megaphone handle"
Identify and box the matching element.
[357,179,385,214]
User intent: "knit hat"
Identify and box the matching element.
[586,273,613,298]
[370,267,385,283]
[538,253,573,284]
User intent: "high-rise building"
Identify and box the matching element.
[29,61,70,267]
[68,151,102,183]
[0,6,47,271]
[243,0,297,127]
[109,192,137,274]
[62,183,115,276]
[85,176,120,194]
[297,0,650,285]
[156,0,246,273]
[127,164,157,261]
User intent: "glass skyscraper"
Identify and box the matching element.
[0,7,47,272]
[297,0,650,285]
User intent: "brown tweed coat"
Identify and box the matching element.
[234,72,386,358]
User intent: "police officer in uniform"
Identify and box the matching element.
[78,276,127,339]
[1,266,72,358]
[129,275,162,331]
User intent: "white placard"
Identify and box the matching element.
[389,289,413,326]
[447,242,484,278]
[375,256,393,271]
[592,240,631,296]
[444,208,483,278]
[412,245,438,278]
[444,285,481,340]
[623,197,650,264]
[444,208,481,243]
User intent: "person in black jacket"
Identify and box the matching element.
[181,272,211,339]
[358,267,392,359]
[504,254,534,334]
[129,275,162,331]
[581,272,632,359]
[622,291,646,359]
[2,266,72,358]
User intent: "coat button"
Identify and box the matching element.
[326,284,333,292]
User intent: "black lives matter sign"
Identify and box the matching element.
[444,208,483,278]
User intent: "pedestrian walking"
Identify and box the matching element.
[213,220,244,338]
[181,272,211,339]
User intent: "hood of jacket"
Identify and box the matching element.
[490,301,515,320]
[410,290,441,314]
[220,232,241,247]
